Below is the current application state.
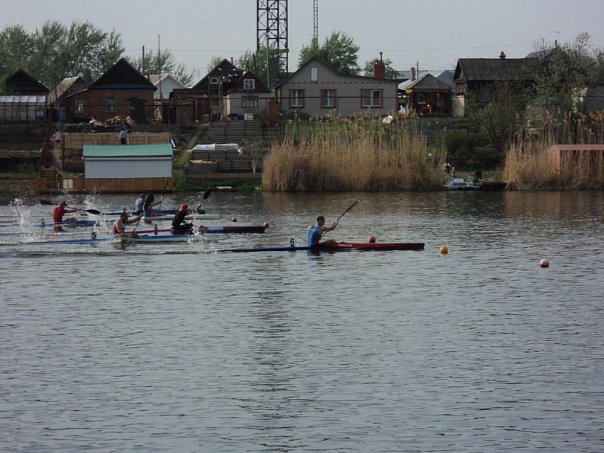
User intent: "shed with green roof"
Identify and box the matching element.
[82,143,173,192]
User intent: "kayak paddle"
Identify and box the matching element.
[336,199,360,221]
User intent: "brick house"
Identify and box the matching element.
[172,59,244,124]
[63,58,156,123]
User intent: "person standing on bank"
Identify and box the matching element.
[307,215,339,247]
[119,128,128,144]
[52,128,62,149]
[171,204,194,235]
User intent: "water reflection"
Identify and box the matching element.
[1,191,604,451]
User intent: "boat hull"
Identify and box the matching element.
[220,241,425,253]
[133,224,267,234]
[27,233,208,245]
[141,214,220,222]
[32,219,99,228]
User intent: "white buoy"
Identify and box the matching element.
[540,259,550,268]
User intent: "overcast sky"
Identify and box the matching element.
[3,0,604,79]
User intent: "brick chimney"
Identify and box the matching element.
[373,52,385,79]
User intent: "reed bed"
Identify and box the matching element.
[262,118,446,192]
[504,114,604,190]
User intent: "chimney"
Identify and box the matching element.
[499,51,506,59]
[411,66,416,81]
[373,52,385,79]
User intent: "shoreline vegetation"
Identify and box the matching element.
[504,115,604,190]
[262,118,446,192]
[2,116,603,194]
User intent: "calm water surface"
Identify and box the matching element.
[1,190,603,452]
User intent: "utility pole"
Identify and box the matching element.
[313,0,318,40]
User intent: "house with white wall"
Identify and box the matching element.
[275,58,399,118]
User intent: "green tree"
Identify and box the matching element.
[467,82,526,155]
[529,32,600,124]
[129,48,195,86]
[236,47,281,88]
[0,21,124,88]
[0,25,34,76]
[363,57,398,79]
[298,32,360,75]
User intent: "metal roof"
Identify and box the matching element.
[454,58,537,82]
[0,95,46,104]
[83,143,173,158]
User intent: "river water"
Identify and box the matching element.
[1,190,603,452]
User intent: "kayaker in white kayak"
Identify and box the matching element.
[113,209,143,236]
[52,201,78,223]
[142,193,164,217]
[171,204,194,235]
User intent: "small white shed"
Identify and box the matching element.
[82,143,173,192]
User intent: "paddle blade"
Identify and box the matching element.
[202,188,213,199]
[83,209,101,215]
[40,199,54,205]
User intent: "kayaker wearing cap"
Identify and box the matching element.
[113,208,142,235]
[52,200,78,223]
[171,204,194,235]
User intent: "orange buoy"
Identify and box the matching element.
[539,259,549,268]
[439,245,449,254]
[368,236,376,243]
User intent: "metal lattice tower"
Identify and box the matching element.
[313,0,318,40]
[256,0,289,74]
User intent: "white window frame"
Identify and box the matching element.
[321,89,336,108]
[74,100,85,113]
[242,95,259,108]
[290,90,304,108]
[361,89,382,108]
[243,78,255,91]
[311,66,318,82]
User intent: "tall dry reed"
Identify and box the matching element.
[262,118,445,191]
[504,114,604,190]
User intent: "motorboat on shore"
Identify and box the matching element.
[445,176,480,190]
[445,176,507,191]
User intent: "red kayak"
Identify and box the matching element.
[219,240,425,253]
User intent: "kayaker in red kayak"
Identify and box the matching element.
[307,215,339,247]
